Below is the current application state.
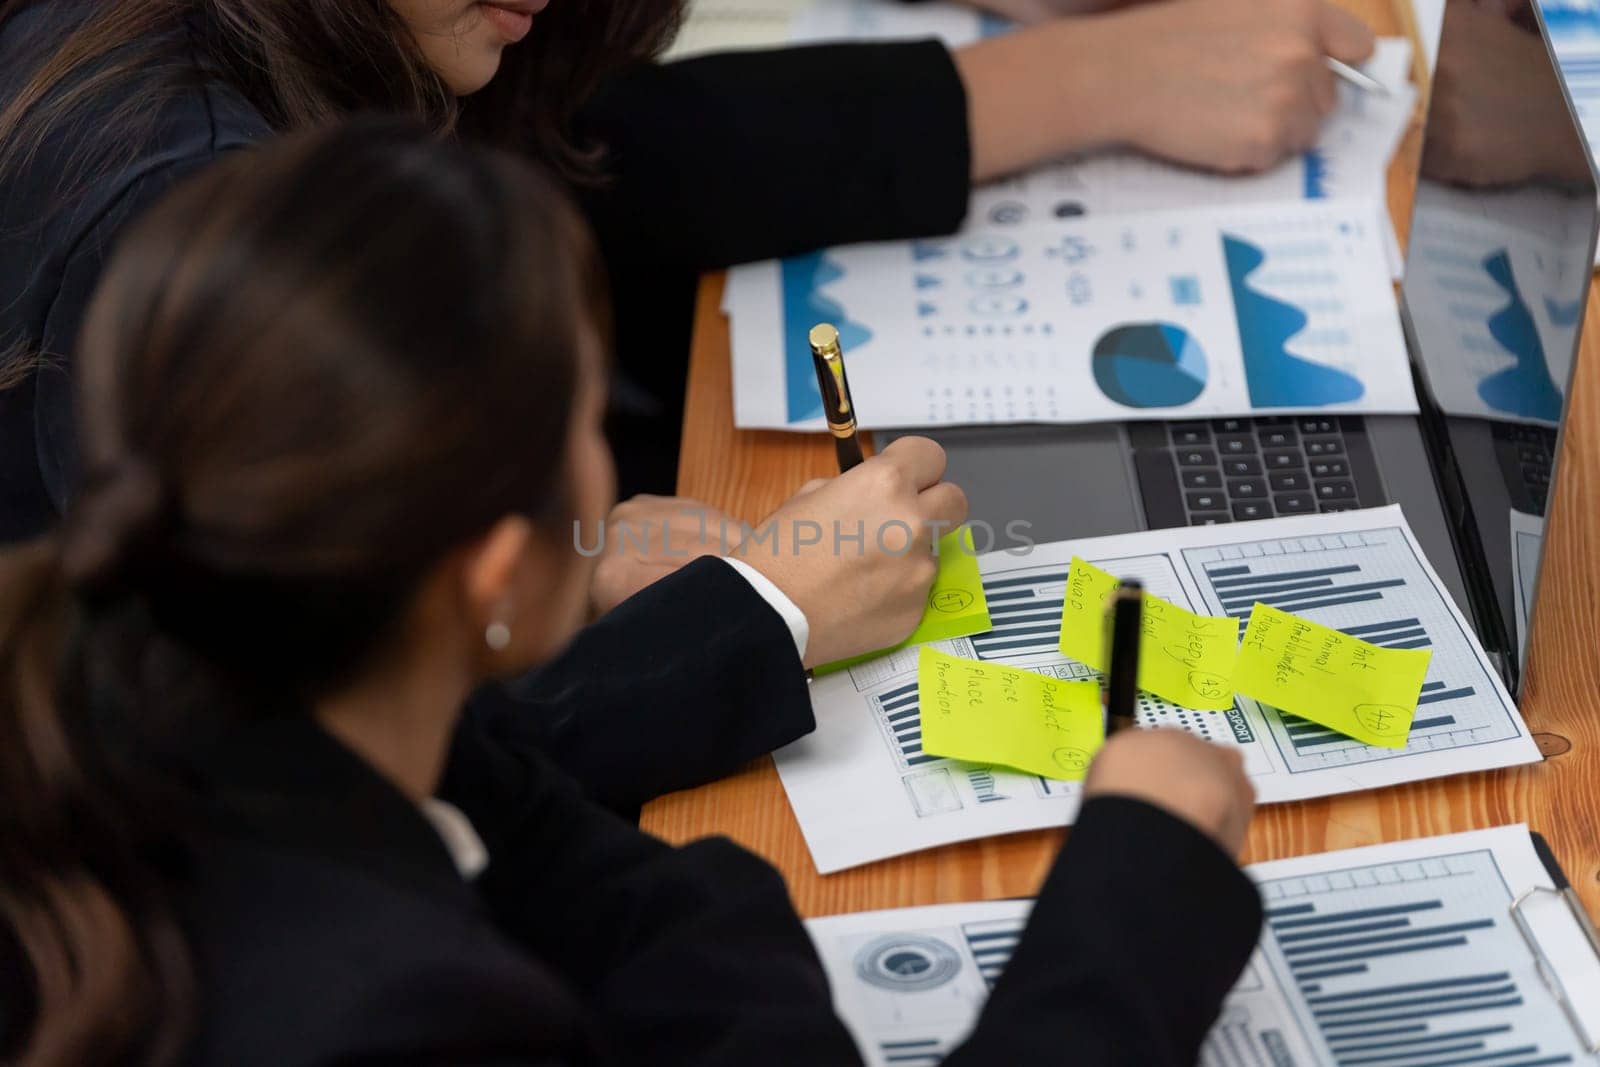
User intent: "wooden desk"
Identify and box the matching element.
[642,0,1600,921]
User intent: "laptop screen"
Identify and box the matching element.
[1401,0,1598,684]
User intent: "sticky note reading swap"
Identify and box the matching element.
[1056,556,1240,711]
[1234,603,1432,748]
[816,528,992,675]
[917,647,1104,780]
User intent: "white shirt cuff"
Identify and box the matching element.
[720,557,809,661]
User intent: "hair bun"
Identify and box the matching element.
[62,457,174,592]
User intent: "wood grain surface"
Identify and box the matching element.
[642,0,1600,922]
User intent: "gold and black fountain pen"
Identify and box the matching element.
[808,323,866,473]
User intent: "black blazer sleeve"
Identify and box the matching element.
[457,556,816,812]
[574,39,972,271]
[438,725,863,1066]
[946,796,1264,1066]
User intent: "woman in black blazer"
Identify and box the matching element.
[0,122,1261,1067]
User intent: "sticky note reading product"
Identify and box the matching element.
[917,648,1104,781]
[1056,556,1240,711]
[816,528,992,675]
[1234,603,1432,748]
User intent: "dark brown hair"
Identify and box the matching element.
[0,119,604,1065]
[0,0,683,184]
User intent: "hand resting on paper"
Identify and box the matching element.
[1084,729,1257,855]
[954,0,1376,180]
[733,436,969,671]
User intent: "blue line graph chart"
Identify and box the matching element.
[1256,849,1584,1067]
[1181,527,1522,772]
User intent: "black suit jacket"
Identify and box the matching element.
[170,709,1260,1066]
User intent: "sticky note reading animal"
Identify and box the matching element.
[1056,556,1240,711]
[917,647,1104,780]
[816,528,992,675]
[1234,603,1432,748]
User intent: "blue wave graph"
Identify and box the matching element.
[1225,235,1365,407]
[1477,250,1563,422]
[781,252,873,424]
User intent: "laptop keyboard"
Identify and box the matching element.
[1491,422,1556,512]
[1164,416,1365,525]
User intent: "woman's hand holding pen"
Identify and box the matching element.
[734,437,969,670]
[1084,730,1257,855]
[954,0,1374,181]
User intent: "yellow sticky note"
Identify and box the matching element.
[816,528,992,675]
[1056,556,1240,711]
[917,647,1104,781]
[1234,603,1432,748]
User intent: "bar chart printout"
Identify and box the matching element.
[806,826,1600,1067]
[776,506,1540,873]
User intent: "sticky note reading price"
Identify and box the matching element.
[816,527,992,676]
[1056,556,1240,711]
[1234,603,1432,748]
[917,648,1104,781]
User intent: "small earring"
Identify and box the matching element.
[485,620,512,652]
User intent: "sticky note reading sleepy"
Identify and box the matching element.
[1056,556,1240,711]
[816,528,992,675]
[1234,603,1432,748]
[917,647,1104,780]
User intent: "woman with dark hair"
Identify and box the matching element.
[0,120,1261,1067]
[0,0,1378,535]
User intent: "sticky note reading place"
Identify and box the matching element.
[917,648,1104,781]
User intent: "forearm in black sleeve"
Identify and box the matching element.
[574,39,972,271]
[456,556,815,813]
[438,738,863,1066]
[946,796,1264,1066]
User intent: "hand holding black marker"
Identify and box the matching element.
[1105,580,1143,735]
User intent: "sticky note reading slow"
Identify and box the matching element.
[816,528,992,675]
[1056,556,1240,711]
[917,647,1104,780]
[1234,603,1432,748]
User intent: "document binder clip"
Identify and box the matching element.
[1510,884,1600,1053]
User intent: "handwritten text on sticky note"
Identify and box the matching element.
[1234,603,1432,748]
[918,647,1104,781]
[1057,556,1239,711]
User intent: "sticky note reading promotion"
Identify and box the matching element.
[917,648,1104,781]
[1234,603,1432,749]
[816,528,992,675]
[1056,556,1240,711]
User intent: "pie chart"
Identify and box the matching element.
[1091,322,1208,408]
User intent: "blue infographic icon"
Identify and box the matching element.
[1091,322,1209,408]
[1479,250,1563,422]
[1225,235,1364,407]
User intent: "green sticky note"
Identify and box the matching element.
[917,647,1104,781]
[816,528,992,675]
[1056,556,1240,711]
[1234,603,1432,749]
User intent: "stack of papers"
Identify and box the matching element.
[807,826,1600,1065]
